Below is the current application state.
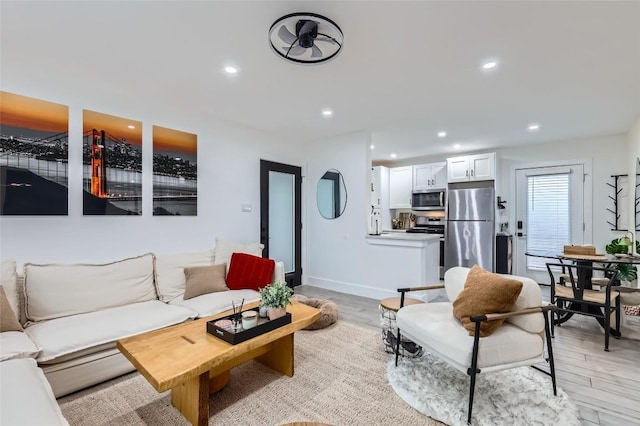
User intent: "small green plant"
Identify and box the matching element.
[259,282,293,309]
[605,237,640,282]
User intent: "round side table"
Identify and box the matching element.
[379,297,424,358]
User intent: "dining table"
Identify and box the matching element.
[525,251,640,336]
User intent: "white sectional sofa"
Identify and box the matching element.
[0,243,284,425]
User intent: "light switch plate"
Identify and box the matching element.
[241,204,252,213]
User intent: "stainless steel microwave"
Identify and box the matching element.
[411,189,446,211]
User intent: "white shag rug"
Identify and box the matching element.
[387,353,581,426]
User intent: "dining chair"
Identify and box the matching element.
[546,262,621,351]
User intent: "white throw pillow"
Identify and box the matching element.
[1,260,19,318]
[154,249,215,302]
[213,238,264,272]
[24,253,156,322]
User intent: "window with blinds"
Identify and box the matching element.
[526,173,570,271]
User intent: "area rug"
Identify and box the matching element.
[59,321,438,426]
[387,353,581,426]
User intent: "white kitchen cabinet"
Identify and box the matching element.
[389,166,413,208]
[371,166,389,207]
[447,153,496,183]
[413,161,447,191]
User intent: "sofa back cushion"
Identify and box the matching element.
[1,260,19,319]
[154,249,214,302]
[24,253,156,322]
[445,266,544,334]
[213,238,264,272]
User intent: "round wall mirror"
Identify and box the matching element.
[317,169,347,219]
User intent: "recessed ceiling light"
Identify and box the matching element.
[437,131,447,138]
[390,153,397,158]
[321,108,333,118]
[454,144,461,149]
[224,66,238,75]
[527,123,541,132]
[127,125,135,129]
[370,144,375,150]
[481,60,498,71]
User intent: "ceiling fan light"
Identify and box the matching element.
[269,12,343,64]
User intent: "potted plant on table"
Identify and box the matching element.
[605,234,640,284]
[259,282,293,320]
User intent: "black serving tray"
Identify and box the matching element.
[206,308,292,345]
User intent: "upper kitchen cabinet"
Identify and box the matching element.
[447,153,496,183]
[371,165,389,208]
[413,161,447,191]
[389,166,413,208]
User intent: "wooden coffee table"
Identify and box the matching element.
[117,301,320,426]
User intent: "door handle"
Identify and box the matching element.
[466,170,469,177]
[516,232,526,237]
[471,169,474,177]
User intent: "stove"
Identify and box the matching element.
[406,217,445,235]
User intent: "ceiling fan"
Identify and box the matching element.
[268,12,344,64]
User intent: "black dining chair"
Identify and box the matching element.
[546,262,621,351]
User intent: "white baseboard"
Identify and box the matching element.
[304,276,446,302]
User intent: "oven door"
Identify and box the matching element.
[412,190,445,211]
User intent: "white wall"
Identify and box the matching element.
[495,134,629,252]
[304,132,440,300]
[0,96,304,266]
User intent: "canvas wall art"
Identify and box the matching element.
[0,91,69,215]
[82,110,142,215]
[152,125,197,216]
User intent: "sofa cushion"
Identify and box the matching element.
[183,264,228,300]
[445,266,545,334]
[169,289,260,318]
[1,286,22,332]
[0,331,41,361]
[397,302,543,370]
[453,265,523,337]
[1,260,19,319]
[154,249,215,302]
[25,300,196,363]
[0,358,69,425]
[226,253,275,291]
[213,238,263,272]
[24,253,156,322]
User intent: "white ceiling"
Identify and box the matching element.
[1,1,639,161]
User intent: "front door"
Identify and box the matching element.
[260,160,302,287]
[514,163,586,283]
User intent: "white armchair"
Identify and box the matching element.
[395,266,557,425]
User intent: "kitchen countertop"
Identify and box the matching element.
[366,232,440,247]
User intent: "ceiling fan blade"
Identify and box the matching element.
[311,44,323,58]
[282,45,306,57]
[278,25,297,44]
[315,37,337,45]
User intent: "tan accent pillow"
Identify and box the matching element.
[452,265,523,337]
[183,264,228,300]
[0,286,23,332]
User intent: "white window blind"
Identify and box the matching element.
[526,173,570,271]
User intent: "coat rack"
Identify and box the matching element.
[606,174,640,231]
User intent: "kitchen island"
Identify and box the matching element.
[365,233,442,301]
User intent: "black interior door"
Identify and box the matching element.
[260,160,302,287]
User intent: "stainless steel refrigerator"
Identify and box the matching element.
[445,186,495,272]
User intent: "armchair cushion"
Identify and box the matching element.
[397,302,544,369]
[452,265,523,337]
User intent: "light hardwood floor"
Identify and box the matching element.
[295,285,640,426]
